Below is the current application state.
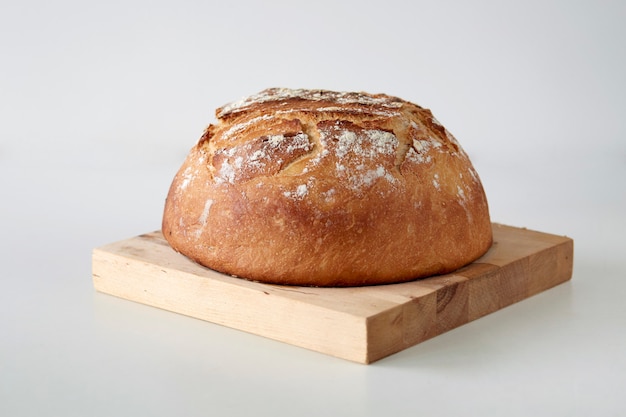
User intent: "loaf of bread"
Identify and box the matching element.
[162,88,492,286]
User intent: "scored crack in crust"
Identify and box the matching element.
[162,88,493,286]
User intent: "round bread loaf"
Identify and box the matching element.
[162,88,492,286]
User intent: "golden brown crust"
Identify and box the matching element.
[162,88,492,286]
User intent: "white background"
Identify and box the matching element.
[1,0,625,416]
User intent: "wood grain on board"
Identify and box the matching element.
[92,224,573,364]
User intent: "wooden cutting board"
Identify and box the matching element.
[92,223,573,364]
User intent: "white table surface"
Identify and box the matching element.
[2,1,625,416]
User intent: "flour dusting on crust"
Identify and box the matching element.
[204,88,475,199]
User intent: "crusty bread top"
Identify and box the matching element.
[196,88,472,194]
